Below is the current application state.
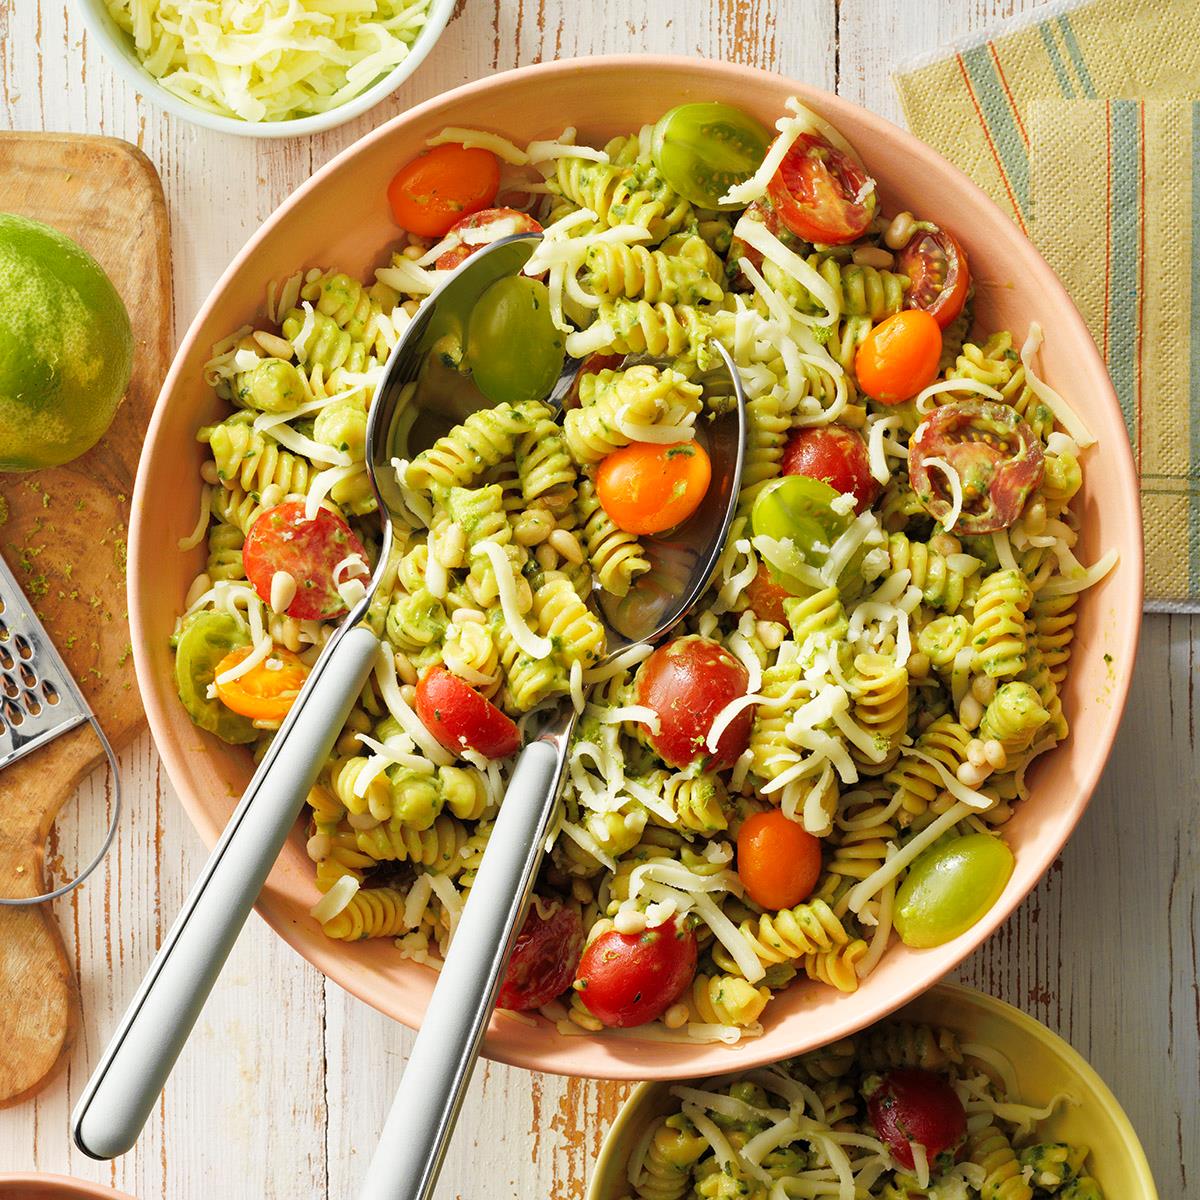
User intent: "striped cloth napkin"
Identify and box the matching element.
[894,0,1200,611]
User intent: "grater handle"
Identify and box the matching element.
[71,622,382,1161]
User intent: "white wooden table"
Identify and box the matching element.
[1,1,1195,1196]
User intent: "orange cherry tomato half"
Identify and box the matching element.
[742,562,791,624]
[898,228,970,329]
[767,133,876,245]
[737,809,823,911]
[387,144,501,238]
[213,645,310,722]
[596,440,712,535]
[855,309,943,404]
[435,207,544,271]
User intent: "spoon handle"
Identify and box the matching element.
[358,706,575,1200]
[72,623,382,1161]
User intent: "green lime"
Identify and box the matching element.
[0,213,133,471]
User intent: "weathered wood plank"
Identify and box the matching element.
[1,2,1194,1198]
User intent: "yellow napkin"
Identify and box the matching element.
[894,0,1200,610]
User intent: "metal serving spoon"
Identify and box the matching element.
[72,234,745,1181]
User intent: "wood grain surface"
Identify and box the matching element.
[0,1,1195,1197]
[0,133,170,1107]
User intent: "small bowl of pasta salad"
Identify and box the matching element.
[130,57,1142,1079]
[587,982,1158,1200]
[74,0,455,137]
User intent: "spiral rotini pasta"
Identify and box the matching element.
[175,99,1105,1045]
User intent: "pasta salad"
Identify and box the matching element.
[172,99,1116,1045]
[616,1020,1104,1199]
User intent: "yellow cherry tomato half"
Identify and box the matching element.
[213,645,309,721]
[596,440,712,535]
[855,309,943,404]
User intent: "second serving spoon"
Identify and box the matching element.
[356,233,746,1200]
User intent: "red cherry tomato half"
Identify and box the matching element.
[497,898,585,1011]
[743,562,791,624]
[387,144,501,238]
[243,501,367,621]
[908,399,1044,535]
[867,1068,968,1171]
[634,636,752,771]
[435,207,544,271]
[781,424,878,514]
[572,917,698,1028]
[737,809,823,910]
[899,229,971,329]
[855,309,943,404]
[767,133,877,245]
[415,665,522,760]
[596,440,712,535]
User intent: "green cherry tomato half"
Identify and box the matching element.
[651,102,772,210]
[894,833,1015,948]
[750,474,856,593]
[173,610,258,745]
[467,275,565,405]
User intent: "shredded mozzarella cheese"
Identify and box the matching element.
[309,875,360,924]
[1020,323,1095,447]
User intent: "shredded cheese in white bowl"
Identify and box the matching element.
[81,0,455,137]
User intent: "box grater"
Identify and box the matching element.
[0,551,121,906]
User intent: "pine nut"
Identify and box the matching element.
[983,740,1008,770]
[402,244,425,261]
[535,542,559,571]
[270,570,297,614]
[613,908,647,935]
[514,510,555,546]
[960,694,983,730]
[970,675,997,704]
[663,1002,690,1030]
[548,528,584,564]
[200,460,221,485]
[184,573,213,608]
[435,520,466,569]
[756,620,786,651]
[253,329,296,359]
[852,245,895,269]
[956,760,989,788]
[884,211,918,250]
[394,651,418,685]
[967,738,989,768]
[306,833,331,861]
[400,683,417,706]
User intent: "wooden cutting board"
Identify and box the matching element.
[0,133,171,1106]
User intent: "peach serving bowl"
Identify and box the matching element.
[0,1176,137,1199]
[129,56,1143,1080]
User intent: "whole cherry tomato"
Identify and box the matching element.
[737,809,823,910]
[855,309,943,404]
[781,424,878,514]
[634,636,751,771]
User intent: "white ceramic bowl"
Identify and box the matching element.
[72,0,456,138]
